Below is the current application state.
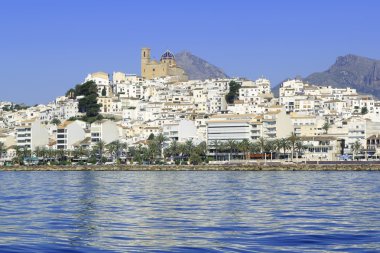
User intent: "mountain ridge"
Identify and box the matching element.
[175,51,229,80]
[273,54,380,98]
[304,54,380,98]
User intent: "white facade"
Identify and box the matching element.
[16,120,49,151]
[56,120,86,150]
[163,119,198,142]
[90,120,119,145]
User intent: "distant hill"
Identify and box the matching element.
[175,51,229,80]
[303,54,380,98]
[272,54,380,98]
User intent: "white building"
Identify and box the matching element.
[56,120,86,150]
[163,119,198,143]
[90,120,119,145]
[16,119,49,151]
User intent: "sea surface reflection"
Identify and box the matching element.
[1,171,380,252]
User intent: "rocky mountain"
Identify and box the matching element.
[304,54,380,98]
[272,54,380,98]
[175,51,229,80]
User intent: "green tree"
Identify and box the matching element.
[189,152,202,165]
[165,140,179,159]
[107,140,127,163]
[56,149,66,163]
[0,141,4,159]
[238,139,251,160]
[265,139,277,159]
[257,137,267,154]
[288,132,300,161]
[129,145,143,164]
[155,133,169,159]
[351,140,362,160]
[72,81,101,118]
[147,139,159,162]
[225,81,242,104]
[210,140,222,161]
[279,138,290,158]
[93,140,106,164]
[65,88,76,98]
[183,139,195,160]
[272,139,282,159]
[13,146,24,165]
[147,133,155,140]
[50,118,61,126]
[361,106,368,115]
[322,121,331,134]
[226,140,237,160]
[295,141,306,154]
[195,141,208,162]
[101,87,107,97]
[249,141,260,154]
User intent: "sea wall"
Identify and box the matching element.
[1,164,380,171]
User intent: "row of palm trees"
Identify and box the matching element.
[0,133,306,165]
[209,133,306,161]
[6,140,128,165]
[0,134,367,166]
[129,135,208,165]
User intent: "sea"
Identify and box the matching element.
[0,171,380,252]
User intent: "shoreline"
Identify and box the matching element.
[1,164,380,171]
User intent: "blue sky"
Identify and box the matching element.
[1,0,380,105]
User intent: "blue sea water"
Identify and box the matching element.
[0,171,380,252]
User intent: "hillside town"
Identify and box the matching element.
[1,48,380,165]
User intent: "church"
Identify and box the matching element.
[141,48,188,82]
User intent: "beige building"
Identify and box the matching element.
[141,48,188,82]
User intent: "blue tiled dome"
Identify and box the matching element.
[160,50,175,61]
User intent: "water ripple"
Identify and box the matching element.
[0,171,380,252]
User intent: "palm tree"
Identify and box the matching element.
[210,140,222,161]
[295,141,307,161]
[195,141,208,162]
[142,146,153,164]
[249,141,260,154]
[279,138,290,159]
[130,145,143,164]
[257,137,267,154]
[238,139,251,160]
[13,145,23,164]
[147,139,159,162]
[288,132,300,161]
[166,140,179,159]
[295,141,306,154]
[22,146,31,160]
[34,146,41,158]
[107,140,126,163]
[177,143,187,164]
[56,148,66,163]
[155,133,169,159]
[351,140,362,161]
[46,148,55,160]
[184,139,195,162]
[39,147,48,164]
[107,141,118,162]
[271,139,282,159]
[226,140,237,160]
[93,140,106,164]
[265,139,276,160]
[119,142,128,162]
